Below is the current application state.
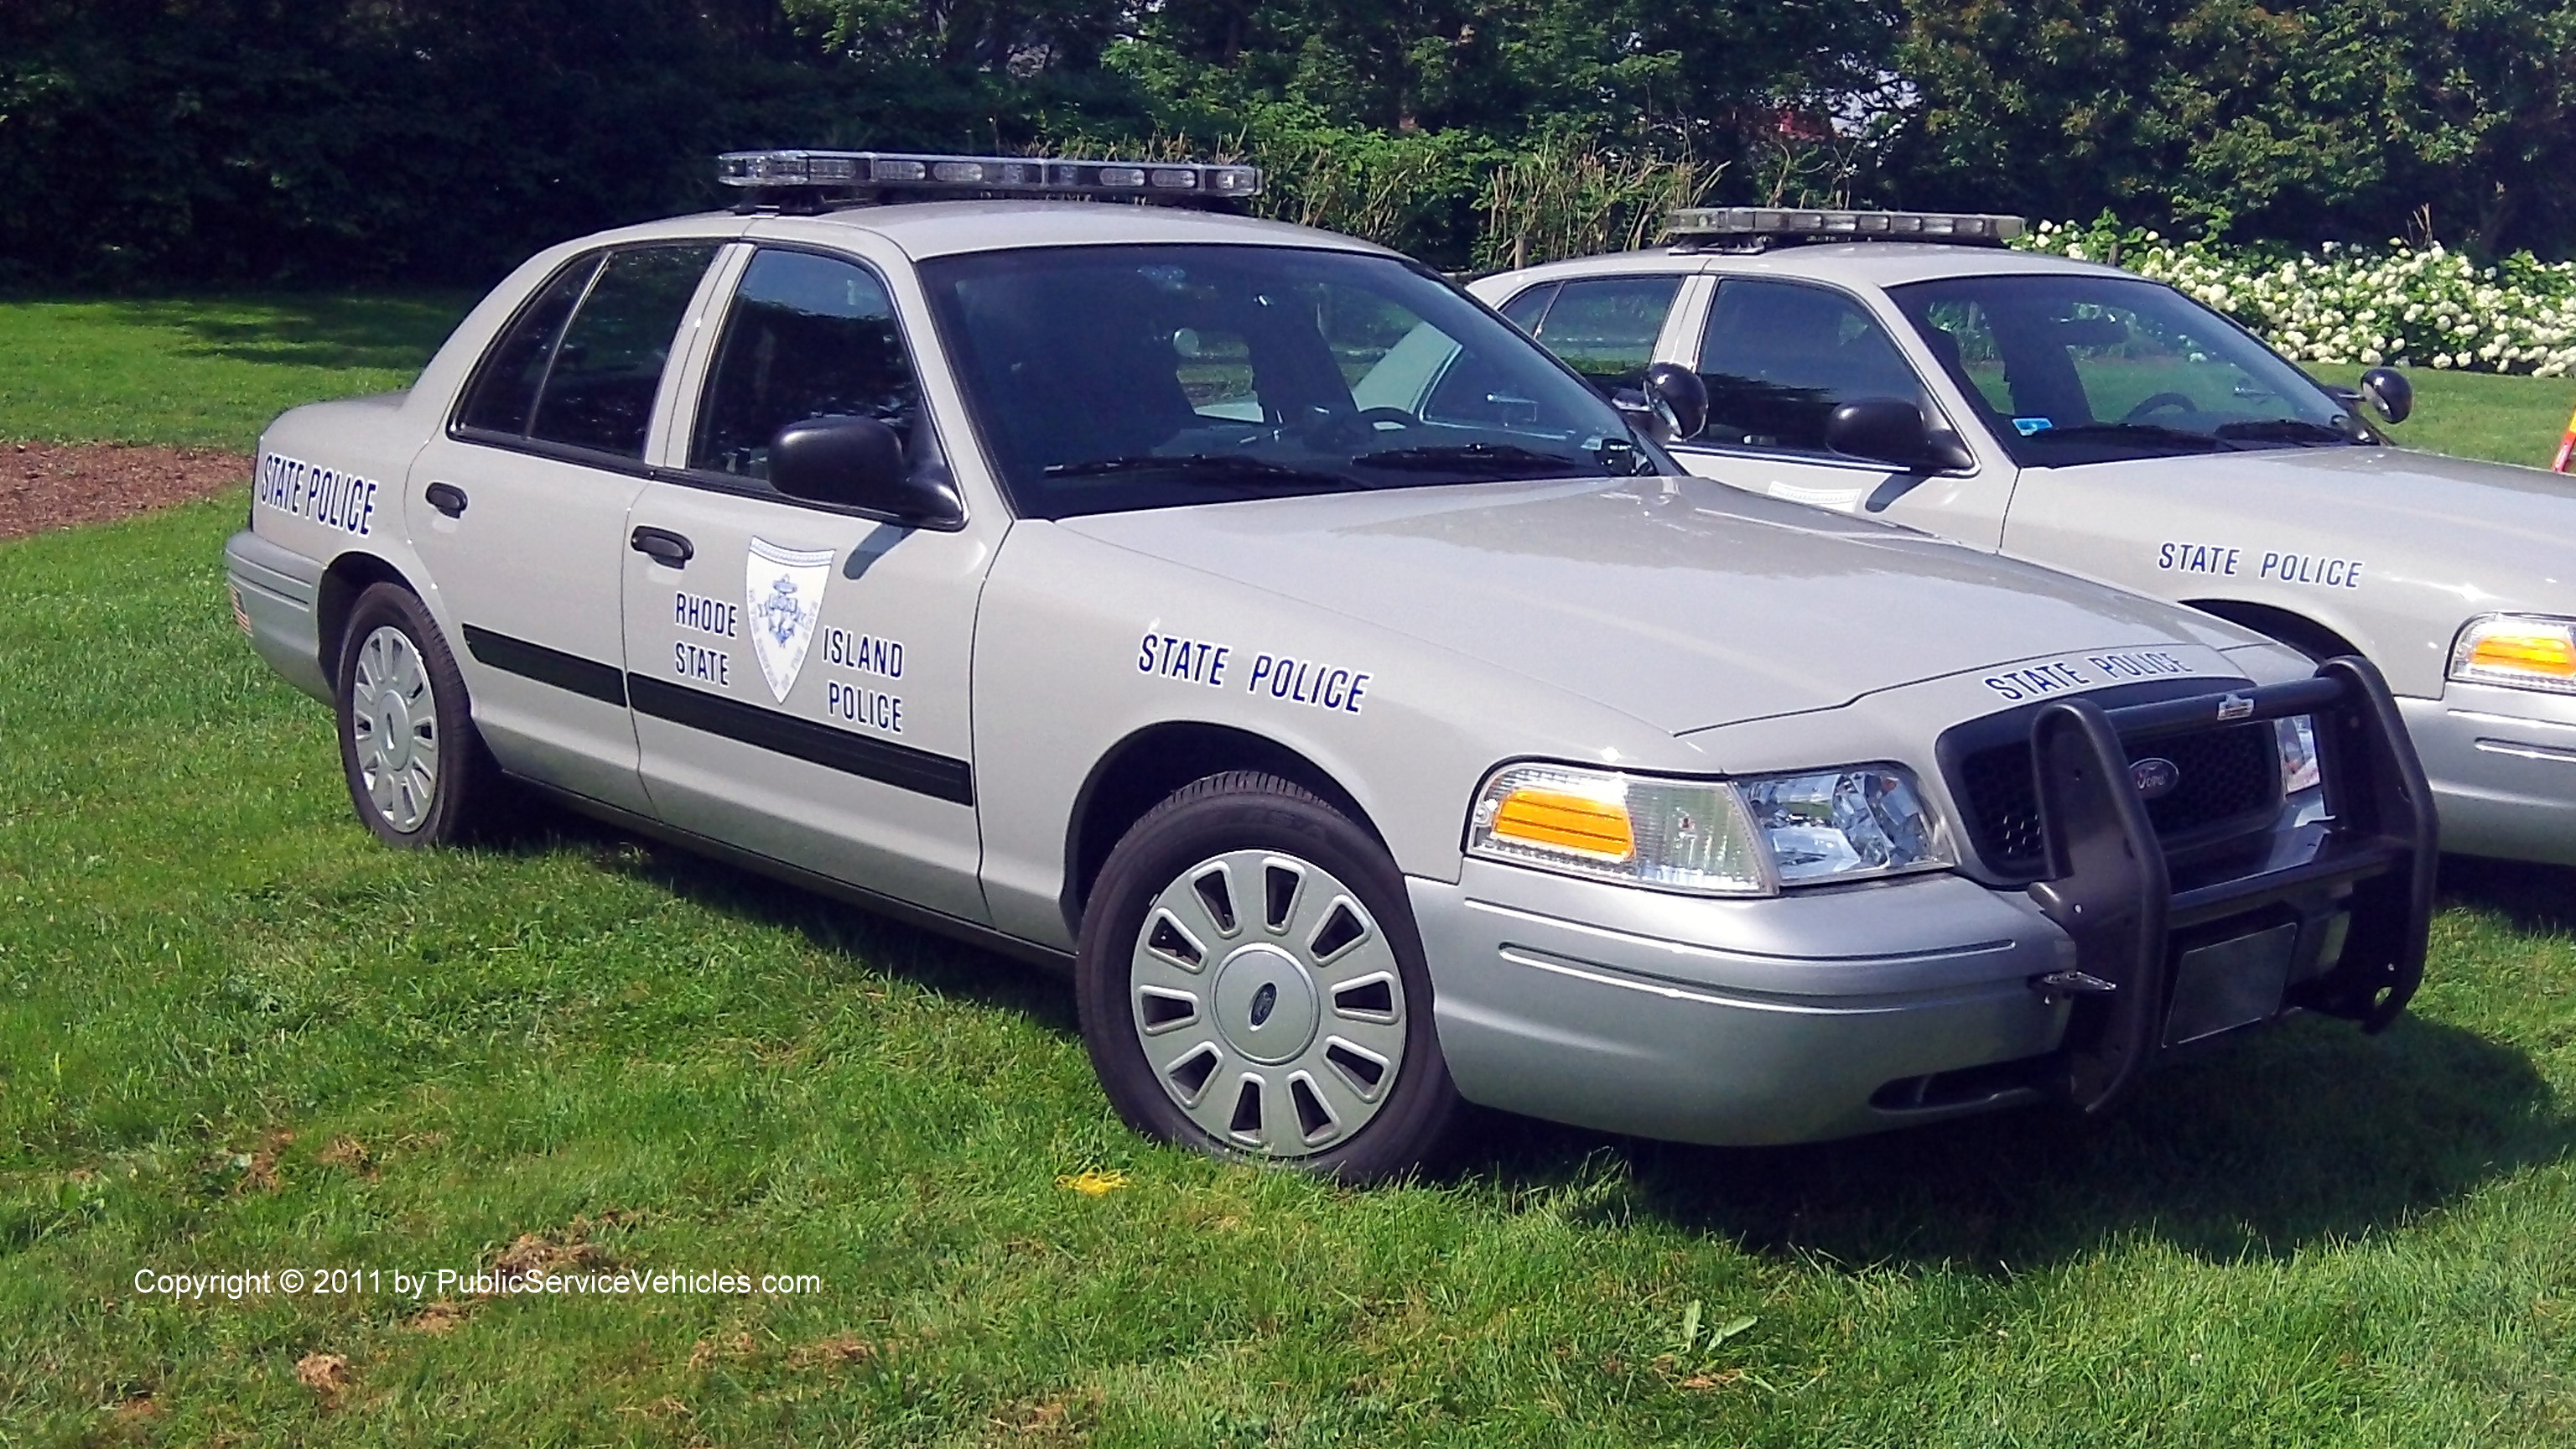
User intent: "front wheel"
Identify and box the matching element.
[1076,771,1462,1182]
[334,582,501,847]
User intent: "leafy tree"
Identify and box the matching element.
[1890,0,2576,257]
[7,0,2572,286]
[1121,0,1898,153]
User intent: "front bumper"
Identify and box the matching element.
[224,528,330,704]
[1410,864,2079,1145]
[1412,658,2435,1147]
[2398,683,2576,865]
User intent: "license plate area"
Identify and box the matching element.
[2163,921,2299,1046]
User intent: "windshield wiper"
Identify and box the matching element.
[2024,423,2232,454]
[1042,454,1359,490]
[2211,418,2362,446]
[1350,443,1597,476]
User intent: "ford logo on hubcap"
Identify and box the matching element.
[1248,981,1278,1027]
[2131,756,2181,800]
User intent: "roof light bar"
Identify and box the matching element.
[1665,206,2027,250]
[716,150,1261,205]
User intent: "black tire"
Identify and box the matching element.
[1076,770,1462,1182]
[334,582,501,847]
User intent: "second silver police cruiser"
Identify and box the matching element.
[1473,206,2576,866]
[226,155,2434,1181]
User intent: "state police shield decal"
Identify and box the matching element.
[745,538,834,702]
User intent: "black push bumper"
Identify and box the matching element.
[2023,656,2436,1112]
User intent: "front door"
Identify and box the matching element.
[621,245,996,924]
[408,242,724,813]
[1670,276,2018,549]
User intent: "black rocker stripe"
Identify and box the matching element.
[626,675,975,807]
[459,625,973,806]
[463,624,627,706]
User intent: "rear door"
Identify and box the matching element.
[1512,273,1693,397]
[408,242,724,813]
[621,244,999,924]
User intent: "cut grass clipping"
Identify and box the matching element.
[3,296,2576,1443]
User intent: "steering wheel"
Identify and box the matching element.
[1353,407,1423,432]
[2122,392,2197,423]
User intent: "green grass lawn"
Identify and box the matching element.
[4,299,2576,1443]
[2314,364,2576,469]
[0,293,475,451]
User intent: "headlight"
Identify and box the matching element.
[1465,761,1953,895]
[1734,766,1955,885]
[2449,614,2576,695]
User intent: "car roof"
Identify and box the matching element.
[1499,242,2138,290]
[591,200,1396,262]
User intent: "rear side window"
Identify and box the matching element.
[1526,275,1682,395]
[455,244,718,460]
[691,249,923,480]
[529,247,719,458]
[1693,278,1931,454]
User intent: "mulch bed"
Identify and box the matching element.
[0,441,253,543]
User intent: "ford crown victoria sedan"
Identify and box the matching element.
[225,158,2433,1180]
[1474,207,2576,866]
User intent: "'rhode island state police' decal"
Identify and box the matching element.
[746,538,834,702]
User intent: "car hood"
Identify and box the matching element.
[1057,475,2252,734]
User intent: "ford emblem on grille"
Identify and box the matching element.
[2131,756,2181,799]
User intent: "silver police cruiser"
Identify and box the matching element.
[1473,206,2576,866]
[226,155,2434,1181]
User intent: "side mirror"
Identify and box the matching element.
[2358,366,2412,425]
[769,416,963,526]
[1613,363,1709,444]
[1643,361,1708,442]
[1826,398,1975,473]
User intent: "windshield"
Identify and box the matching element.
[1887,274,2369,466]
[918,245,1663,518]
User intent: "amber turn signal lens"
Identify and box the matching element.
[2469,632,2576,677]
[1489,787,1636,861]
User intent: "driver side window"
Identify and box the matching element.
[691,249,925,482]
[1693,279,1933,455]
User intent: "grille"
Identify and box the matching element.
[1956,722,2282,876]
[1957,744,2046,869]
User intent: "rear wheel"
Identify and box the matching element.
[1076,771,1461,1182]
[335,582,501,847]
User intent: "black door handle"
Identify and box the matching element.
[424,482,468,517]
[630,526,693,568]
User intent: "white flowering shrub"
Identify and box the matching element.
[2018,218,2576,377]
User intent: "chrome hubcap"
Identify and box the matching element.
[350,626,439,833]
[1130,849,1407,1158]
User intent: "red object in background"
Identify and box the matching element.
[2556,404,2576,473]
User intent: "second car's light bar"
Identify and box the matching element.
[717,150,1262,206]
[1666,206,2026,251]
